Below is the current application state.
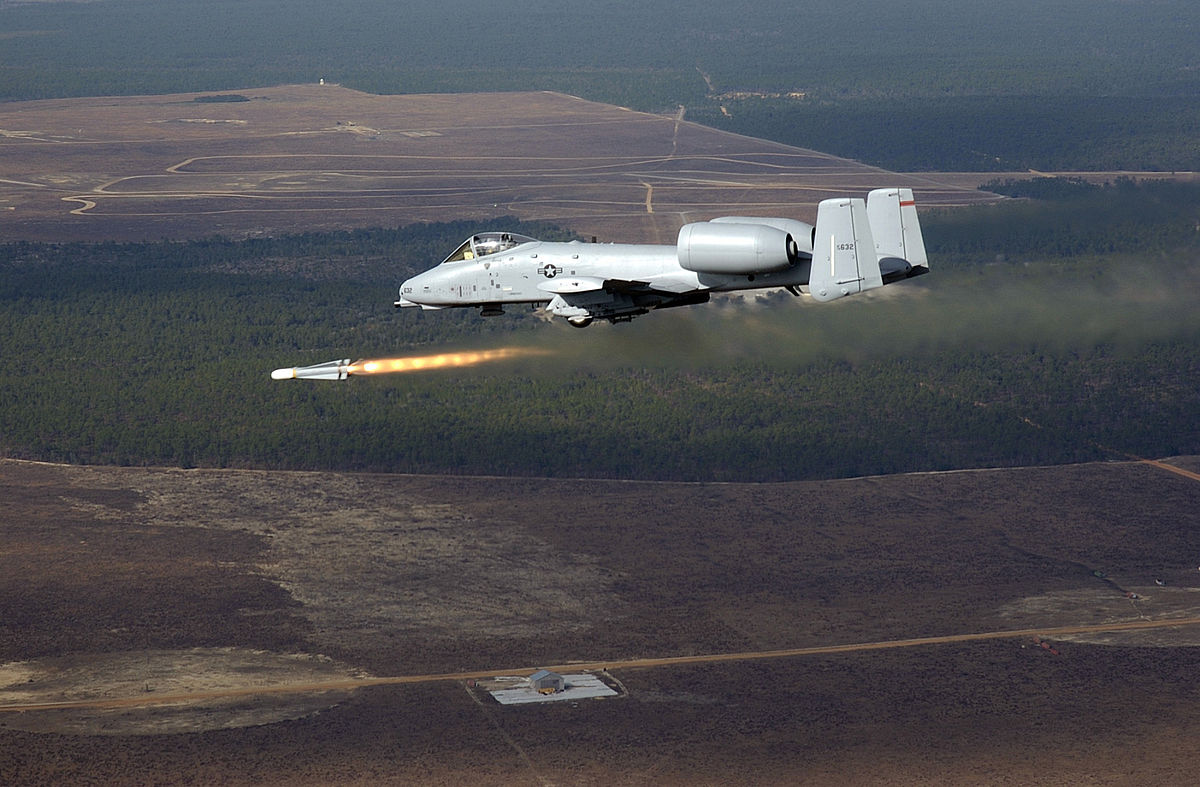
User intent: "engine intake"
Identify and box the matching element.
[677,222,799,275]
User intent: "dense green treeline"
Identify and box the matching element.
[923,178,1200,260]
[1,183,1197,480]
[687,96,1200,172]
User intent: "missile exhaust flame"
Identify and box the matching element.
[271,347,550,381]
[352,347,548,376]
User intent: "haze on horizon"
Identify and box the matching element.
[1,0,1196,103]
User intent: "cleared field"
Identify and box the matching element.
[1,458,1199,783]
[0,84,996,243]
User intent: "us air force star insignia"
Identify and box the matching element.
[538,263,560,279]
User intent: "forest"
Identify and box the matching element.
[688,96,1200,172]
[1,179,1197,481]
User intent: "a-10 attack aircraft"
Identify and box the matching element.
[396,187,927,327]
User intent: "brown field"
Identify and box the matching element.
[0,84,1001,244]
[2,457,1200,784]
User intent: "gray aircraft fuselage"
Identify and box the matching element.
[401,238,811,305]
[396,189,928,326]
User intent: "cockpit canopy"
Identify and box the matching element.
[441,232,537,264]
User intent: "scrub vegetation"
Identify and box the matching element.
[1,1,1198,171]
[1,180,1197,481]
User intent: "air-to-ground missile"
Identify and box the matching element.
[271,347,550,381]
[270,358,355,381]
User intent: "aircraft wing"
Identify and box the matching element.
[537,277,607,294]
[622,275,698,295]
[603,277,696,296]
[538,276,695,297]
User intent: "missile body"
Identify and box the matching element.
[271,358,354,381]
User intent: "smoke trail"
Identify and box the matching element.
[522,254,1200,371]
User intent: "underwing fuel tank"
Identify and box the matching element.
[270,358,354,381]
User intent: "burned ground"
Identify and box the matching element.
[1,458,1198,783]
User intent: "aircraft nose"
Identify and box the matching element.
[396,272,424,307]
[398,268,448,306]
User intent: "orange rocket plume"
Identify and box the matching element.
[272,347,550,381]
[349,347,549,376]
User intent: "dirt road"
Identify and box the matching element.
[4,616,1197,714]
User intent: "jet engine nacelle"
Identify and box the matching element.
[676,222,799,275]
[709,217,816,255]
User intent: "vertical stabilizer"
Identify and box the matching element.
[867,187,927,270]
[810,198,882,302]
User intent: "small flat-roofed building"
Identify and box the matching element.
[488,672,617,705]
[529,669,565,694]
